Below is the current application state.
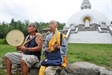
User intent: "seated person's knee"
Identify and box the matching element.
[20,59,26,65]
[45,67,50,74]
[5,52,12,57]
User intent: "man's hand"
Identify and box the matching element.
[16,45,22,50]
[46,47,51,52]
[54,43,60,49]
[16,46,26,52]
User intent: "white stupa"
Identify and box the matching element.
[64,0,112,44]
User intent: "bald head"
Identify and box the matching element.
[50,20,58,24]
[49,20,58,32]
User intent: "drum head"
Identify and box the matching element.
[6,30,24,46]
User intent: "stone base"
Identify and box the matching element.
[0,57,112,75]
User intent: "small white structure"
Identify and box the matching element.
[64,0,112,44]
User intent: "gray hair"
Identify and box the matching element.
[28,23,38,32]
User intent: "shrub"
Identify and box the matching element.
[0,38,8,44]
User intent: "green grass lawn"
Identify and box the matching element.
[0,44,112,74]
[0,44,15,75]
[68,43,112,69]
[0,44,16,58]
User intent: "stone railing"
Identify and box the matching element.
[75,27,78,33]
[0,57,112,75]
[66,28,71,40]
[98,26,102,32]
[109,26,112,35]
[98,26,109,33]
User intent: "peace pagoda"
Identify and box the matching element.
[63,0,112,44]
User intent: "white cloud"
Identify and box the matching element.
[1,0,112,23]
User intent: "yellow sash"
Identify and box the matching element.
[39,66,46,75]
[48,31,61,51]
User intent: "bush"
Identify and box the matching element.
[0,38,8,44]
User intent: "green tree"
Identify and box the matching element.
[0,18,65,39]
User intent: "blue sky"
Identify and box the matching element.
[0,0,112,23]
